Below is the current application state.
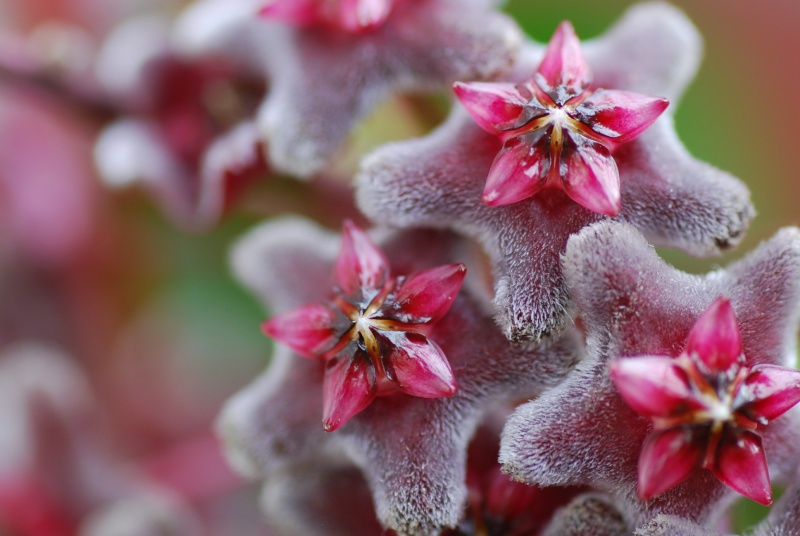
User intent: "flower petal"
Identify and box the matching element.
[738,364,800,423]
[263,304,344,358]
[572,89,668,150]
[535,21,591,105]
[638,427,703,500]
[391,264,466,324]
[322,350,377,432]
[335,221,390,295]
[453,82,542,137]
[686,297,742,374]
[482,135,551,206]
[560,136,621,216]
[712,429,772,506]
[381,332,457,398]
[610,356,700,418]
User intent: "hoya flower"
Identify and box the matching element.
[93,15,268,229]
[611,297,800,505]
[263,219,466,431]
[218,217,580,534]
[174,0,522,177]
[259,0,396,33]
[454,21,667,215]
[500,221,800,529]
[357,3,754,341]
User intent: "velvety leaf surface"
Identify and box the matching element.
[261,460,384,536]
[219,217,582,535]
[634,514,720,536]
[175,0,521,177]
[541,493,628,536]
[357,2,753,341]
[500,221,800,527]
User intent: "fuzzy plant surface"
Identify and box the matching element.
[3,1,798,535]
[500,220,800,531]
[219,217,581,535]
[357,2,754,342]
[173,0,522,177]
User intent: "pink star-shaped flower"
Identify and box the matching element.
[218,218,580,534]
[500,221,800,528]
[263,219,465,431]
[454,21,668,215]
[611,297,800,506]
[357,3,755,341]
[259,0,397,34]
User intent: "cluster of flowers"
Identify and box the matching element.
[1,0,799,535]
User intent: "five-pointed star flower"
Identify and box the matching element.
[218,217,581,535]
[499,220,800,529]
[93,16,269,230]
[357,2,754,342]
[611,297,800,506]
[173,0,522,177]
[454,21,668,216]
[262,219,466,432]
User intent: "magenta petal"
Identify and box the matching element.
[263,304,342,358]
[335,221,390,295]
[712,429,772,506]
[738,364,800,422]
[535,21,591,104]
[686,297,742,373]
[322,352,377,432]
[392,264,466,324]
[382,332,457,398]
[338,0,395,32]
[560,137,621,216]
[482,136,550,206]
[610,356,699,418]
[638,427,703,500]
[259,0,319,26]
[573,89,668,149]
[453,81,539,136]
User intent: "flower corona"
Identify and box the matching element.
[611,297,800,505]
[454,21,668,215]
[262,220,465,431]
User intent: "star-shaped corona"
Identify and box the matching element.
[262,220,465,431]
[454,21,668,215]
[610,297,800,505]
